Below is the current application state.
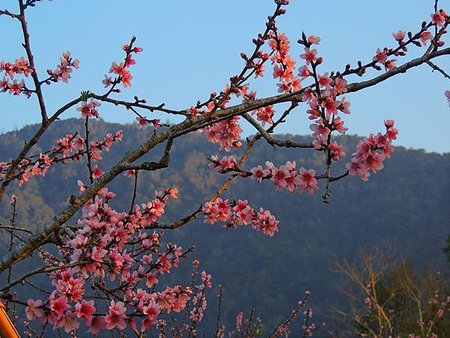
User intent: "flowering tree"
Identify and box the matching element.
[0,0,449,336]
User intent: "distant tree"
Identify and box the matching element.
[0,0,449,336]
[335,248,450,337]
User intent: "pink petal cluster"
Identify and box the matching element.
[431,9,449,27]
[269,33,301,93]
[0,57,33,96]
[204,116,243,151]
[24,186,197,334]
[346,120,398,181]
[77,99,100,119]
[190,271,212,323]
[250,161,319,194]
[203,198,279,236]
[2,130,123,187]
[253,105,275,126]
[209,155,238,173]
[105,301,127,330]
[47,52,80,83]
[104,42,142,89]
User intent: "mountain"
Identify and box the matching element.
[0,118,449,335]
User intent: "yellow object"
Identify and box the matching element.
[0,301,20,338]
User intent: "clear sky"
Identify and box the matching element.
[1,0,449,152]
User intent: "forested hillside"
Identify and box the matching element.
[1,119,449,333]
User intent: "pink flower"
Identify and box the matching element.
[251,165,270,183]
[137,116,149,128]
[321,96,339,116]
[254,105,275,126]
[252,208,279,236]
[298,65,312,79]
[204,116,242,152]
[56,276,85,302]
[102,75,113,87]
[121,68,133,87]
[56,311,80,333]
[384,59,396,71]
[392,30,406,41]
[318,73,333,89]
[76,99,100,119]
[373,48,387,64]
[338,97,351,114]
[209,155,238,173]
[307,35,321,45]
[50,295,69,319]
[332,117,348,134]
[385,120,398,140]
[334,77,347,95]
[75,300,96,324]
[146,273,159,287]
[445,90,450,106]
[232,200,253,225]
[298,168,319,194]
[110,62,124,75]
[431,9,448,27]
[271,166,289,189]
[115,129,124,141]
[142,302,160,329]
[300,48,318,64]
[25,299,43,320]
[92,166,104,179]
[328,142,346,161]
[420,31,433,46]
[8,79,24,95]
[105,300,127,330]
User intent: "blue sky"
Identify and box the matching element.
[1,0,449,152]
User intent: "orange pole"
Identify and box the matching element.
[0,301,20,338]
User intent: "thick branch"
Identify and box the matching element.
[0,134,175,273]
[1,43,448,274]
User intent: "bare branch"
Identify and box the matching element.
[0,226,32,235]
[426,60,450,79]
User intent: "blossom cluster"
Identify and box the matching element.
[46,52,80,84]
[77,99,101,119]
[102,40,143,90]
[346,120,398,181]
[189,271,212,325]
[252,105,275,126]
[0,57,33,96]
[203,198,279,236]
[269,32,300,93]
[251,161,319,194]
[136,115,161,129]
[0,130,123,187]
[24,187,200,334]
[204,116,243,152]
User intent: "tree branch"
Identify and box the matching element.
[426,60,450,79]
